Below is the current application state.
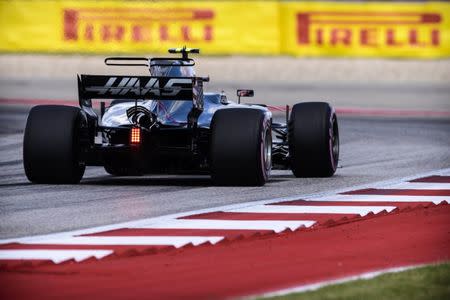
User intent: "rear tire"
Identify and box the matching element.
[23,105,86,183]
[211,108,271,186]
[288,102,339,177]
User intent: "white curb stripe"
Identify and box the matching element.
[228,205,396,216]
[22,236,224,248]
[0,249,113,264]
[131,219,315,233]
[1,168,449,246]
[1,168,449,265]
[308,194,448,204]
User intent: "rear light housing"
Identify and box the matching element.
[130,127,141,144]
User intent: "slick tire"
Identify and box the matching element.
[211,108,271,186]
[23,105,86,183]
[288,102,339,177]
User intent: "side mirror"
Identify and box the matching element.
[237,89,254,97]
[237,89,254,103]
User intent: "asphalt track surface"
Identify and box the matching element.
[1,78,450,299]
[0,79,449,239]
[0,107,449,240]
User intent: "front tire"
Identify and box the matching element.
[288,102,339,177]
[211,108,271,186]
[23,105,86,183]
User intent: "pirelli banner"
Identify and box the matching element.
[281,1,450,58]
[0,0,279,55]
[0,1,449,58]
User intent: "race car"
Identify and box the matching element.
[23,47,339,186]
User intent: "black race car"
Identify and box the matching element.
[23,47,339,186]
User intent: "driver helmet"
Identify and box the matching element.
[149,60,195,77]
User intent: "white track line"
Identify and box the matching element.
[131,219,315,233]
[307,194,448,204]
[228,205,396,216]
[22,236,224,248]
[0,249,113,264]
[384,182,450,190]
[257,263,436,299]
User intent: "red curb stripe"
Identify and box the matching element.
[1,205,448,299]
[0,98,102,108]
[410,176,450,183]
[335,107,450,118]
[269,200,436,210]
[0,243,171,252]
[181,211,358,223]
[2,98,450,118]
[0,260,52,267]
[0,98,79,106]
[267,105,450,118]
[0,203,447,270]
[341,188,450,196]
[81,228,271,238]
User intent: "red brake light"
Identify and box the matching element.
[130,127,141,144]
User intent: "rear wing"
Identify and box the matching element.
[78,74,207,117]
[77,75,202,101]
